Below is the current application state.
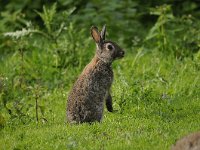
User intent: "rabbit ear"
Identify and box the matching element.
[100,24,106,41]
[91,26,101,44]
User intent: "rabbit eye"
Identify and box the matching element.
[107,44,114,51]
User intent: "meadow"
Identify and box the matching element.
[0,1,200,150]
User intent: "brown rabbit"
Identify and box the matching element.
[171,132,200,150]
[66,25,124,123]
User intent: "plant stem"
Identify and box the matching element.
[19,48,24,88]
[35,93,39,123]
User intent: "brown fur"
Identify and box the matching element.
[66,25,124,123]
[171,132,200,150]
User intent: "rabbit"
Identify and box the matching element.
[66,25,125,123]
[171,132,200,150]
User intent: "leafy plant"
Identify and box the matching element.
[145,5,174,52]
[144,4,200,58]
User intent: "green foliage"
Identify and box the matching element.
[145,5,174,51]
[0,4,86,124]
[0,52,200,150]
[0,1,200,150]
[36,3,57,34]
[145,4,200,57]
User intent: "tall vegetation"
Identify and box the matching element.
[0,1,200,149]
[0,0,199,132]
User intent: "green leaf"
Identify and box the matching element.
[35,3,57,33]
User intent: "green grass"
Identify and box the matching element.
[1,2,200,150]
[0,50,199,150]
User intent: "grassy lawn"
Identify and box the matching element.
[1,51,199,150]
[1,1,200,150]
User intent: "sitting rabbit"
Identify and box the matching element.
[171,132,200,150]
[66,25,124,123]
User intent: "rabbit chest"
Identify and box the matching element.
[78,61,113,118]
[79,59,113,99]
[69,58,113,103]
[90,62,113,94]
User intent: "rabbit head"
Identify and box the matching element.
[91,25,125,64]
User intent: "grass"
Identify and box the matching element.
[0,49,200,150]
[1,2,200,150]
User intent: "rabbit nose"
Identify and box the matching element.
[120,51,125,56]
